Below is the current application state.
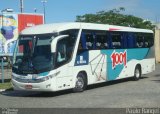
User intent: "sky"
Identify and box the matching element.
[0,0,160,23]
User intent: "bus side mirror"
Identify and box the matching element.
[51,35,69,53]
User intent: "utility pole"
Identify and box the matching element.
[20,0,24,13]
[1,10,4,53]
[41,0,47,23]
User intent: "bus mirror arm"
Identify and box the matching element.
[51,35,69,53]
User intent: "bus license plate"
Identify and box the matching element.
[25,85,32,89]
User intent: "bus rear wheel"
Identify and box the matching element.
[133,65,141,81]
[73,73,87,92]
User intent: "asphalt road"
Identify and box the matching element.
[0,64,160,108]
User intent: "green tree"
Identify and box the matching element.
[76,7,155,29]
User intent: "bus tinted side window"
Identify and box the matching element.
[86,32,95,49]
[60,29,79,58]
[126,33,136,48]
[135,33,154,48]
[56,38,67,67]
[144,33,154,47]
[56,29,79,68]
[79,30,153,51]
[95,31,108,49]
[111,32,122,49]
[79,30,95,50]
[56,36,75,68]
[60,29,79,51]
[136,33,144,48]
[79,30,109,50]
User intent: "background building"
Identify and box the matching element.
[155,23,160,29]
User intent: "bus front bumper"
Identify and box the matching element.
[12,78,57,92]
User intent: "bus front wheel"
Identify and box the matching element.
[73,73,87,92]
[133,65,141,81]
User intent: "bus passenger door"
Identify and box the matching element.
[53,36,73,90]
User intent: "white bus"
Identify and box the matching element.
[12,22,155,92]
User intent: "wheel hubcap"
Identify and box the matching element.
[76,77,84,89]
[135,69,140,78]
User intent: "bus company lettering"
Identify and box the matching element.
[77,56,87,64]
[111,50,127,69]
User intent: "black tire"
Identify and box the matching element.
[133,65,141,81]
[73,73,87,92]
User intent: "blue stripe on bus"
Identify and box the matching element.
[101,48,149,81]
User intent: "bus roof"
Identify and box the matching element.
[20,22,153,35]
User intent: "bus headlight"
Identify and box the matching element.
[39,71,60,82]
[40,76,50,81]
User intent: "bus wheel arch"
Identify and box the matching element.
[73,71,88,92]
[133,64,142,81]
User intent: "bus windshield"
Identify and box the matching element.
[12,34,56,74]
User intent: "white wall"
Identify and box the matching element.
[155,29,160,63]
